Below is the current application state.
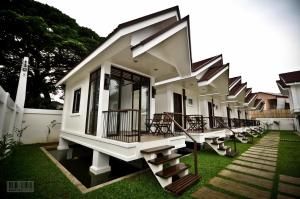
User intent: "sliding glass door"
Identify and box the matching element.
[108,67,150,133]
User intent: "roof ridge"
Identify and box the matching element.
[131,15,189,50]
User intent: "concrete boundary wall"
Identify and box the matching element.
[257,117,296,131]
[22,108,62,144]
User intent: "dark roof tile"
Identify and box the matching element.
[192,55,222,72]
[229,76,241,88]
[279,70,300,84]
[229,82,246,96]
[198,63,228,82]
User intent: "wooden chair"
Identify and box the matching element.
[160,113,174,135]
[146,114,163,135]
[186,115,198,131]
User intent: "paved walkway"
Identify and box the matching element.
[192,132,284,199]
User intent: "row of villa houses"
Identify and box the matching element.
[55,6,263,193]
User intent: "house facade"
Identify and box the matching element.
[56,6,192,175]
[277,70,300,132]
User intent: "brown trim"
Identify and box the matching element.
[228,76,241,88]
[279,70,300,84]
[197,63,228,82]
[131,16,189,50]
[192,54,222,72]
[276,79,289,89]
[229,82,247,96]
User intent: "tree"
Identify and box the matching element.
[0,0,105,109]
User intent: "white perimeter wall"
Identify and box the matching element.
[257,117,297,131]
[22,108,62,144]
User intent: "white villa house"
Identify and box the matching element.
[55,6,261,193]
[277,70,300,132]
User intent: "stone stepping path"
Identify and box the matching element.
[191,187,236,199]
[218,169,273,189]
[232,159,276,172]
[238,156,277,166]
[250,146,278,152]
[243,151,278,158]
[277,194,295,199]
[241,153,277,162]
[280,175,300,185]
[192,132,281,199]
[277,175,300,198]
[226,164,275,179]
[209,177,271,199]
[248,148,278,155]
[278,183,300,197]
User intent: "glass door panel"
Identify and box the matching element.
[86,69,100,135]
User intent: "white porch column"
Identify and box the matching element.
[96,62,111,137]
[57,137,69,150]
[89,150,111,175]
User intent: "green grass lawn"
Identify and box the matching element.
[278,131,300,177]
[0,133,267,199]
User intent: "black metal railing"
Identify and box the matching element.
[102,109,141,142]
[164,112,199,176]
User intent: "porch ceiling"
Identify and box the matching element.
[198,66,229,96]
[110,47,178,81]
[131,17,191,77]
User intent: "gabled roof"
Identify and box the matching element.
[56,6,181,86]
[276,79,289,89]
[198,63,228,82]
[117,6,180,30]
[228,76,241,89]
[131,16,188,50]
[229,82,247,96]
[279,70,300,84]
[257,92,288,98]
[245,93,256,103]
[245,88,252,96]
[254,99,263,108]
[192,54,222,72]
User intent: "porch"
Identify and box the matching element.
[100,110,260,143]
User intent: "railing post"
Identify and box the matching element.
[201,115,204,133]
[138,109,141,142]
[193,142,198,175]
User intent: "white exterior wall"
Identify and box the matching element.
[155,84,201,115]
[257,117,296,131]
[63,72,90,134]
[289,84,300,114]
[22,108,62,144]
[198,98,208,117]
[185,88,200,115]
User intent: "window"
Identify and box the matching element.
[187,98,193,106]
[72,88,81,113]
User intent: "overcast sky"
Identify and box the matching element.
[38,0,300,93]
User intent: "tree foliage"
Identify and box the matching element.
[0,0,105,108]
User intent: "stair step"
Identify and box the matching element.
[218,146,231,151]
[165,173,200,195]
[211,141,224,145]
[148,153,183,165]
[156,163,190,178]
[205,136,219,140]
[141,145,174,154]
[226,151,238,157]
